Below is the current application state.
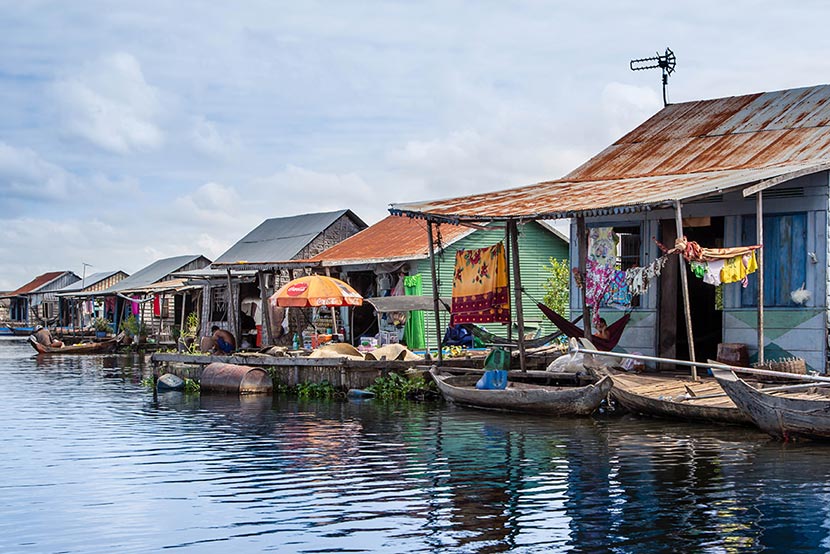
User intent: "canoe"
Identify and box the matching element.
[712,368,830,441]
[429,366,612,416]
[609,373,750,425]
[28,336,118,355]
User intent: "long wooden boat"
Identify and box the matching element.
[712,368,830,441]
[28,336,117,355]
[429,366,613,416]
[609,373,751,425]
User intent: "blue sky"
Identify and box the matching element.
[2,1,830,289]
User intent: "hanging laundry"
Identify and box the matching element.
[703,259,725,286]
[690,261,707,279]
[589,227,617,268]
[655,236,761,262]
[153,295,161,317]
[625,255,670,297]
[584,258,615,326]
[603,269,632,310]
[451,242,510,324]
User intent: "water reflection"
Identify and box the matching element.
[1,336,830,553]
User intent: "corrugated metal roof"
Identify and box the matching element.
[101,255,209,293]
[307,215,475,266]
[55,271,124,293]
[6,271,71,296]
[213,210,366,264]
[390,84,830,222]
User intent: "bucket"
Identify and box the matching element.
[716,343,749,367]
[200,363,272,394]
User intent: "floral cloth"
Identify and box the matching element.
[451,242,510,324]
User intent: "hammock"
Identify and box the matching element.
[462,323,572,349]
[536,303,630,351]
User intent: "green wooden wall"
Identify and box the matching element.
[414,221,569,351]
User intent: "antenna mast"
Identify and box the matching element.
[630,48,676,107]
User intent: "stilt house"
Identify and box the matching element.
[391,83,830,372]
[2,271,80,326]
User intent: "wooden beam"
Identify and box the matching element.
[508,221,527,372]
[426,221,443,363]
[674,200,697,379]
[757,192,765,364]
[505,223,512,342]
[576,216,591,338]
[742,162,830,197]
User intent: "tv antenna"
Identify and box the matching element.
[630,47,676,107]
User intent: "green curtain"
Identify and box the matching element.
[403,274,426,350]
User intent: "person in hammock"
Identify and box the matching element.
[594,318,610,341]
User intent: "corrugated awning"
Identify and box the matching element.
[365,296,451,313]
[389,163,829,223]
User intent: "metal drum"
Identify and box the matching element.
[200,363,273,394]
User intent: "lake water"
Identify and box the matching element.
[2,336,830,553]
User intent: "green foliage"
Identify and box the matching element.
[140,376,154,388]
[121,315,148,338]
[183,312,199,338]
[542,257,571,315]
[93,317,113,333]
[367,372,434,400]
[183,378,200,393]
[296,380,338,399]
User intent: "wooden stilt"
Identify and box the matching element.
[576,216,591,338]
[757,192,765,364]
[674,200,697,379]
[505,223,512,342]
[427,221,443,363]
[226,269,237,345]
[258,271,271,346]
[508,221,527,372]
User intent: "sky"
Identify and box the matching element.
[2,1,830,290]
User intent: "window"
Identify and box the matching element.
[741,213,807,307]
[211,286,228,321]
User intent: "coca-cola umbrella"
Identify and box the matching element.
[269,275,363,339]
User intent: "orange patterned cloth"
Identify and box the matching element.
[451,242,510,324]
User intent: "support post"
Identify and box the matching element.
[757,192,765,364]
[426,221,443,363]
[505,223,512,342]
[674,200,697,379]
[576,216,591,338]
[258,271,271,346]
[508,221,527,372]
[226,269,237,346]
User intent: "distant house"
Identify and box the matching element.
[54,271,130,330]
[200,209,367,346]
[391,83,830,371]
[308,215,570,349]
[100,255,211,339]
[2,271,80,326]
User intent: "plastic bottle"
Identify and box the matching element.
[292,333,299,350]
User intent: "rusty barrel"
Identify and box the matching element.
[716,343,749,367]
[200,363,273,394]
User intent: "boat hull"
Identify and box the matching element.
[713,369,830,441]
[29,336,117,355]
[610,373,750,425]
[430,367,612,416]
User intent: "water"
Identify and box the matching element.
[2,336,830,553]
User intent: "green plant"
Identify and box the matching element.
[367,372,433,400]
[183,312,199,338]
[93,317,112,333]
[296,380,338,399]
[542,257,571,316]
[183,378,200,393]
[122,315,148,338]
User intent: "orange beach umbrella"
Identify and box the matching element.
[270,275,363,307]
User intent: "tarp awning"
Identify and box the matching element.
[365,296,450,313]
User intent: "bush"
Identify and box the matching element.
[93,317,112,333]
[542,257,570,315]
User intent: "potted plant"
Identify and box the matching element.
[93,317,113,338]
[121,315,149,344]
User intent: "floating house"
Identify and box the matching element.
[392,83,830,372]
[2,271,80,326]
[203,210,367,346]
[100,255,211,340]
[54,271,130,331]
[306,215,569,349]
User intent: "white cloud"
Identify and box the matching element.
[190,116,242,158]
[601,82,664,141]
[0,142,71,200]
[54,52,164,153]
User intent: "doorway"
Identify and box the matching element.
[659,217,724,364]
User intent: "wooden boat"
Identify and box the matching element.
[28,335,117,355]
[609,372,750,425]
[429,366,613,416]
[712,368,830,441]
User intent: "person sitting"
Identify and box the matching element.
[211,325,236,354]
[33,325,64,348]
[443,323,473,347]
[594,318,610,341]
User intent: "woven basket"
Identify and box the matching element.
[751,357,806,375]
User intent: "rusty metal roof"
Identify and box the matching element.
[390,84,830,222]
[308,215,474,266]
[5,271,70,297]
